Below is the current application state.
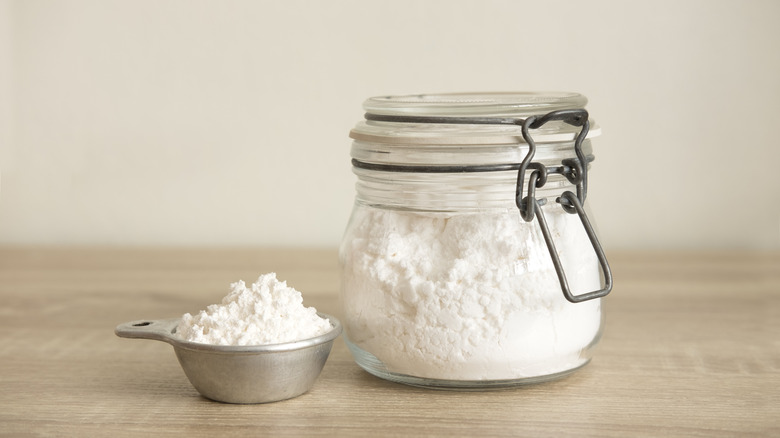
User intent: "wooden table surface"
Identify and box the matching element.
[0,247,777,437]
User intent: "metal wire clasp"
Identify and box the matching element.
[516,109,613,303]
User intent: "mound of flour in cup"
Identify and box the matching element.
[176,273,331,346]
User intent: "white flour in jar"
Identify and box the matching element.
[341,207,602,381]
[176,273,331,346]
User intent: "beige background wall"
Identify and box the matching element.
[0,0,778,249]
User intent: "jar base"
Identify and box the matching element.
[346,340,591,391]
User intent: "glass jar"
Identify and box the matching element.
[339,92,612,389]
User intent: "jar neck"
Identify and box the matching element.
[352,139,594,213]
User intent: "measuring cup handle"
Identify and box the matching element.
[115,318,180,344]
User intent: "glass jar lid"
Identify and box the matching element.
[364,91,587,117]
[351,92,600,145]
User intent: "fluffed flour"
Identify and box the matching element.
[341,207,602,381]
[176,273,331,346]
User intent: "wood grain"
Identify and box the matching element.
[0,247,777,437]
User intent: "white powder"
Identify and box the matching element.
[341,207,602,381]
[176,273,331,346]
